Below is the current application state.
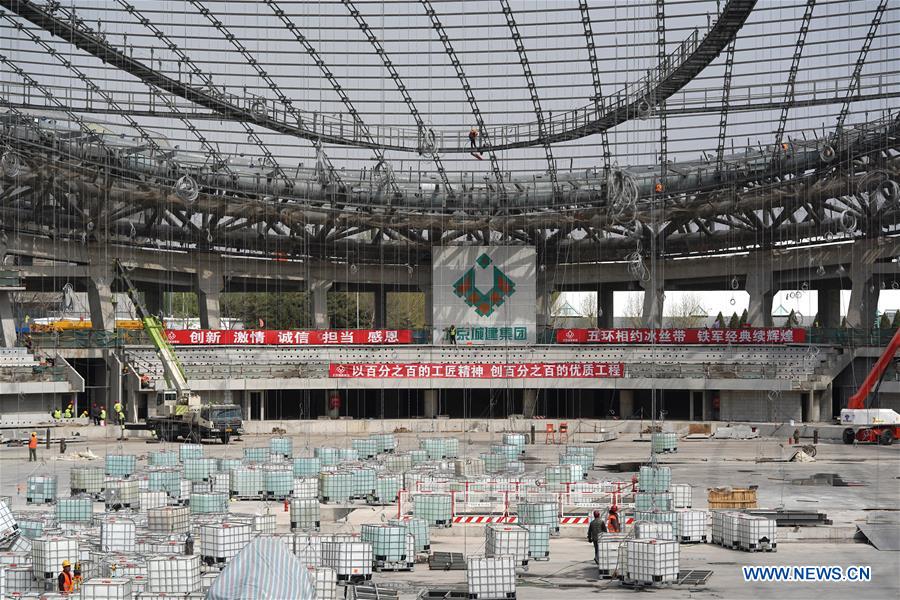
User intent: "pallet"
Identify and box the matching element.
[597,568,618,579]
[337,573,372,583]
[679,535,708,544]
[415,588,468,599]
[429,551,467,571]
[349,583,399,600]
[736,543,777,552]
[374,561,414,572]
[677,570,714,585]
[229,494,263,501]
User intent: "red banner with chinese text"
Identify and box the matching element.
[555,328,806,345]
[165,329,413,345]
[328,362,624,379]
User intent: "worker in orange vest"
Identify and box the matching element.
[28,432,38,462]
[58,560,74,593]
[606,505,621,533]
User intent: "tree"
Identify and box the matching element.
[739,309,749,326]
[786,309,798,327]
[329,292,373,328]
[579,293,599,328]
[622,293,644,328]
[166,292,198,318]
[222,292,310,329]
[892,311,900,329]
[713,311,725,328]
[728,312,740,329]
[386,292,426,328]
[841,316,849,329]
[879,313,891,329]
[664,292,705,328]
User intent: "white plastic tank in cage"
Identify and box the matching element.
[467,555,516,599]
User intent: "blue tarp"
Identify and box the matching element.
[205,537,315,600]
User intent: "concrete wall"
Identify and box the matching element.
[0,392,73,425]
[720,390,802,423]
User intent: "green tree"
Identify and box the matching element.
[739,309,749,326]
[728,312,740,329]
[222,292,310,329]
[386,292,426,328]
[786,309,798,327]
[878,313,891,329]
[165,292,198,318]
[892,311,900,329]
[329,292,373,328]
[713,311,725,328]
[841,316,849,329]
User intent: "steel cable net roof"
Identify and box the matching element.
[0,0,898,265]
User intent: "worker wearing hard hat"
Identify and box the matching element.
[58,560,74,592]
[28,432,38,462]
[606,505,621,533]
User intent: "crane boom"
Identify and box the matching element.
[115,261,191,397]
[847,327,900,410]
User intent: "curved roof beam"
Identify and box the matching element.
[419,0,506,190]
[6,110,894,214]
[114,0,290,188]
[0,53,111,152]
[31,3,237,180]
[262,0,400,196]
[498,0,558,196]
[0,10,166,157]
[339,0,453,196]
[578,0,611,179]
[834,0,887,137]
[773,0,816,158]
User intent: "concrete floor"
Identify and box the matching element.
[1,422,898,599]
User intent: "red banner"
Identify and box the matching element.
[555,328,806,345]
[329,362,624,379]
[165,329,413,346]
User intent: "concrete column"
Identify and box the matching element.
[640,280,664,329]
[523,389,538,419]
[422,287,434,342]
[746,267,774,327]
[846,269,879,330]
[87,270,116,331]
[196,269,223,330]
[536,284,552,332]
[423,389,438,418]
[310,280,332,329]
[0,291,17,348]
[817,286,841,328]
[619,389,634,419]
[598,286,614,328]
[241,391,250,421]
[373,288,387,329]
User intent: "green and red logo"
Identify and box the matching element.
[452,253,516,317]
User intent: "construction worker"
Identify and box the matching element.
[99,407,107,426]
[28,432,38,462]
[79,410,88,419]
[53,407,62,420]
[113,401,122,416]
[468,126,479,150]
[587,509,607,564]
[63,405,72,419]
[58,560,74,593]
[72,562,83,590]
[606,505,621,533]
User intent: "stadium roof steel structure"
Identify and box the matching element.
[0,0,897,267]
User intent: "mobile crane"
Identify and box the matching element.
[116,261,242,443]
[841,326,900,445]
